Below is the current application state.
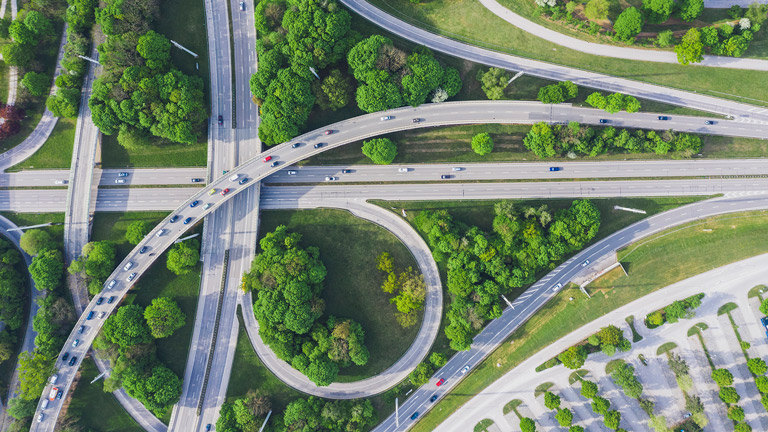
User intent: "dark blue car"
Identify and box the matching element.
[410,412,419,420]
[549,167,561,172]
[761,317,768,338]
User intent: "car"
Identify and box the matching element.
[62,352,69,362]
[108,280,117,289]
[270,161,279,167]
[412,118,421,123]
[705,120,715,125]
[118,172,129,177]
[452,167,463,172]
[314,143,324,149]
[436,378,445,386]
[69,356,77,366]
[221,188,230,196]
[658,116,670,120]
[263,156,273,162]
[49,387,58,400]
[170,215,180,223]
[99,311,106,319]
[123,262,134,271]
[398,168,409,173]
[410,412,419,420]
[190,200,200,208]
[73,339,80,347]
[191,178,203,183]
[324,130,333,135]
[203,203,212,210]
[229,173,240,182]
[581,259,590,267]
[287,170,298,175]
[552,282,562,292]
[380,115,393,121]
[107,296,116,304]
[683,412,692,419]
[341,169,353,174]
[96,297,104,305]
[430,394,438,403]
[183,217,193,225]
[239,1,245,10]
[37,414,44,423]
[54,180,68,185]
[50,374,58,384]
[86,311,94,320]
[208,188,217,195]
[291,142,302,148]
[127,272,137,282]
[77,325,85,334]
[599,119,608,124]
[56,390,63,400]
[461,365,470,374]
[156,229,166,237]
[217,115,223,126]
[761,317,768,338]
[139,246,148,254]
[222,170,228,175]
[549,167,561,172]
[206,425,212,431]
[440,175,453,179]
[239,177,249,185]
[115,178,126,184]
[325,176,337,181]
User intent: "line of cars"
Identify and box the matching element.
[410,365,471,421]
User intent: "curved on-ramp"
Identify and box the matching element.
[240,200,443,398]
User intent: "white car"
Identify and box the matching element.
[37,414,44,423]
[49,374,58,384]
[156,229,166,237]
[127,272,137,282]
[287,170,298,175]
[54,180,67,185]
[325,176,337,181]
[581,259,590,267]
[115,178,126,184]
[123,262,134,271]
[461,365,470,374]
[452,167,463,172]
[552,283,562,292]
[107,279,117,289]
[99,311,106,319]
[380,115,393,121]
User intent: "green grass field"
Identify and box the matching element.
[408,209,768,432]
[7,118,76,171]
[258,208,421,381]
[100,133,208,168]
[0,212,65,241]
[360,0,768,106]
[0,61,8,104]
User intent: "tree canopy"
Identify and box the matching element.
[144,297,186,339]
[103,304,153,349]
[471,132,494,155]
[166,239,200,275]
[361,138,398,164]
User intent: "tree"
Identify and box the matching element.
[558,345,587,369]
[760,298,768,315]
[103,304,153,349]
[555,408,573,427]
[584,0,610,20]
[723,35,749,57]
[125,221,149,245]
[591,396,610,415]
[729,4,744,18]
[611,361,643,399]
[136,30,171,69]
[523,122,558,158]
[604,93,625,114]
[122,364,182,416]
[362,138,398,164]
[613,8,644,42]
[430,352,447,367]
[675,28,704,65]
[17,351,53,400]
[679,0,703,21]
[544,391,561,410]
[520,417,537,432]
[314,69,353,111]
[569,427,585,432]
[728,405,745,422]
[712,368,734,386]
[598,325,623,345]
[6,397,36,419]
[643,0,674,23]
[656,30,674,47]
[477,67,510,100]
[144,297,186,339]
[166,239,199,275]
[580,380,598,399]
[756,376,768,393]
[46,88,81,118]
[719,387,740,404]
[20,230,54,256]
[735,423,753,432]
[409,362,434,386]
[471,132,494,155]
[21,72,50,97]
[748,358,767,376]
[29,248,64,291]
[538,84,565,104]
[604,410,622,430]
[624,96,641,113]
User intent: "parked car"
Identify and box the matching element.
[549,167,561,172]
[658,116,670,120]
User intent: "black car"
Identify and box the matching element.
[139,246,148,254]
[238,177,249,185]
[170,215,180,223]
[62,352,69,362]
[341,169,353,174]
[429,394,438,402]
[217,115,223,126]
[96,297,104,305]
[441,175,453,179]
[599,119,608,123]
[314,143,324,149]
[658,116,670,120]
[56,390,63,400]
[107,296,116,304]
[270,161,279,167]
[191,178,202,183]
[705,120,715,125]
[412,118,421,123]
[69,356,77,366]
[291,142,302,148]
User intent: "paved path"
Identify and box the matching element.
[704,0,768,7]
[479,0,768,70]
[433,254,768,432]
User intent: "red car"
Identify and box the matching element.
[221,188,230,196]
[324,130,333,135]
[263,156,272,162]
[436,378,445,386]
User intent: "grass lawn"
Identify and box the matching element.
[407,208,768,432]
[0,61,8,104]
[226,309,304,409]
[359,0,768,106]
[0,212,65,241]
[67,359,144,432]
[7,118,75,171]
[100,133,207,168]
[258,208,421,381]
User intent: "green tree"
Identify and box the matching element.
[558,345,587,369]
[591,396,611,415]
[117,126,152,150]
[20,229,54,256]
[29,248,64,291]
[6,397,36,419]
[21,71,50,96]
[598,325,623,345]
[362,138,398,164]
[17,351,53,400]
[103,304,153,349]
[611,361,643,399]
[760,298,768,315]
[757,375,768,393]
[314,69,352,111]
[613,7,644,42]
[471,132,494,155]
[675,28,704,65]
[643,0,674,23]
[430,352,447,367]
[656,30,674,47]
[728,405,745,422]
[538,84,565,104]
[520,417,537,432]
[166,239,200,275]
[555,408,573,427]
[580,380,598,399]
[477,67,510,100]
[586,92,607,110]
[569,427,585,432]
[122,364,182,416]
[136,30,171,69]
[0,43,33,67]
[144,297,186,339]
[719,387,740,404]
[523,122,558,158]
[723,35,749,57]
[46,88,81,118]
[604,410,622,430]
[584,0,610,20]
[735,422,753,432]
[748,358,767,376]
[409,362,434,386]
[679,0,703,21]
[544,391,561,410]
[624,96,641,113]
[604,93,625,114]
[712,368,734,386]
[125,221,149,245]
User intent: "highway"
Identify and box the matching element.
[341,0,768,123]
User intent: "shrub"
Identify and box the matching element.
[735,422,752,432]
[728,5,743,18]
[601,343,616,356]
[544,391,561,410]
[580,380,598,399]
[471,132,494,155]
[617,339,631,352]
[588,334,601,346]
[646,311,664,327]
[520,417,537,432]
[728,405,745,422]
[755,375,768,393]
[362,138,398,164]
[430,352,447,368]
[558,345,587,369]
[719,387,740,404]
[760,298,768,315]
[748,358,767,376]
[712,368,734,386]
[555,408,573,427]
[584,0,610,20]
[604,410,621,430]
[656,30,674,47]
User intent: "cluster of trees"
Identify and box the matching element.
[167,238,200,275]
[216,390,273,432]
[556,325,630,369]
[477,67,511,100]
[585,92,641,114]
[542,391,575,428]
[610,360,643,399]
[645,293,703,328]
[414,199,601,350]
[747,354,768,415]
[95,300,185,416]
[0,105,24,139]
[347,35,462,112]
[710,366,751,431]
[668,354,708,428]
[471,132,494,156]
[522,121,702,159]
[408,353,448,386]
[46,0,97,117]
[243,226,370,385]
[67,240,117,295]
[675,6,766,65]
[362,138,398,165]
[88,0,207,145]
[577,379,624,430]
[377,252,426,328]
[537,81,578,104]
[0,237,26,338]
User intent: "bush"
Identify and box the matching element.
[656,30,674,47]
[477,68,510,100]
[591,396,610,415]
[409,362,434,386]
[719,387,740,404]
[362,138,398,164]
[755,375,768,393]
[617,339,631,352]
[555,408,573,427]
[601,343,616,356]
[613,7,644,42]
[735,422,752,432]
[604,410,621,430]
[544,391,561,410]
[729,5,743,18]
[580,379,598,399]
[520,417,537,432]
[429,352,447,367]
[748,358,767,376]
[728,405,745,422]
[712,368,734,386]
[588,334,600,346]
[759,298,768,315]
[125,221,149,245]
[584,0,610,20]
[471,132,494,155]
[558,345,587,369]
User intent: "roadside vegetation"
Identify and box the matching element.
[644,293,704,328]
[538,324,632,371]
[0,237,29,398]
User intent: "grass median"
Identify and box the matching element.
[7,118,76,171]
[407,208,768,431]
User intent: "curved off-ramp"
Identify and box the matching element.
[240,199,443,398]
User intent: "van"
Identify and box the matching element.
[229,174,239,182]
[41,400,49,410]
